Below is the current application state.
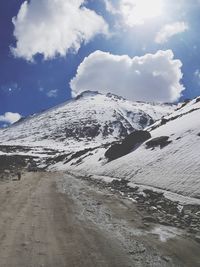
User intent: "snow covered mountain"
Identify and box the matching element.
[0,91,174,155]
[1,91,200,201]
[63,96,200,200]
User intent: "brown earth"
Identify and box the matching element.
[0,172,199,267]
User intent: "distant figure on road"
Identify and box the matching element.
[17,172,21,181]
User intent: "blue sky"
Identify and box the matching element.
[0,0,200,127]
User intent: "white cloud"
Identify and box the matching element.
[0,112,21,124]
[155,22,188,44]
[194,69,200,85]
[70,50,184,103]
[47,89,58,98]
[104,0,118,14]
[12,0,108,61]
[194,69,200,78]
[104,0,163,27]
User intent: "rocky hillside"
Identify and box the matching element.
[63,96,200,199]
[0,91,174,156]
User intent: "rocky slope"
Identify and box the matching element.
[63,97,200,200]
[0,91,174,156]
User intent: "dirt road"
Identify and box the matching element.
[0,172,199,267]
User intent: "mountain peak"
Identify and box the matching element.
[106,92,126,101]
[0,91,175,153]
[75,90,100,100]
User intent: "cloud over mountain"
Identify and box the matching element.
[0,112,21,124]
[71,50,184,102]
[12,0,108,61]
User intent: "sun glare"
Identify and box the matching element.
[121,0,164,26]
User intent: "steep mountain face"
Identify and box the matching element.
[0,91,174,154]
[66,97,200,199]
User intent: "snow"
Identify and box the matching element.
[150,225,184,242]
[90,175,117,184]
[62,98,200,200]
[0,91,174,153]
[0,151,49,158]
[127,182,200,205]
[1,91,200,202]
[94,102,200,198]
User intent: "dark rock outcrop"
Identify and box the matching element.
[196,97,200,103]
[105,130,151,160]
[104,144,122,161]
[123,130,151,146]
[146,136,172,149]
[160,118,168,125]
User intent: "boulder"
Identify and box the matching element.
[122,130,151,149]
[105,130,151,160]
[161,256,171,263]
[104,143,123,161]
[143,216,158,223]
[143,189,164,199]
[146,136,172,149]
[160,118,168,125]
